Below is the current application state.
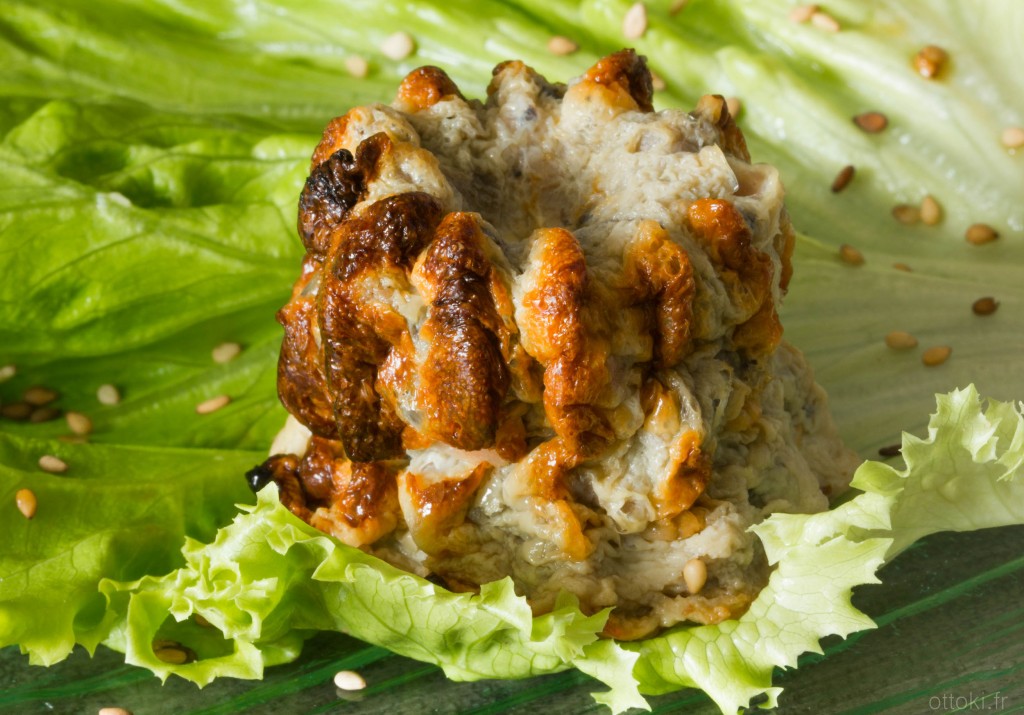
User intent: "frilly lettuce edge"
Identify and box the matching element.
[96,386,1024,713]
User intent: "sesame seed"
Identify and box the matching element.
[838,244,864,265]
[830,164,855,193]
[683,558,707,594]
[892,262,913,272]
[885,331,918,350]
[29,407,61,423]
[622,2,648,40]
[196,394,231,415]
[2,402,33,420]
[98,708,134,715]
[912,45,947,78]
[16,489,37,519]
[193,613,213,628]
[922,345,952,367]
[724,96,742,119]
[1001,126,1024,150]
[212,342,242,364]
[97,384,121,405]
[38,454,68,473]
[919,195,942,225]
[965,223,998,245]
[810,10,840,32]
[972,296,999,316]
[788,4,818,23]
[333,670,367,691]
[891,204,920,225]
[854,111,888,133]
[0,364,15,382]
[547,35,578,56]
[877,443,902,458]
[23,386,59,406]
[648,72,666,91]
[669,0,688,15]
[344,56,369,79]
[66,411,94,435]
[154,646,193,665]
[58,434,89,444]
[380,31,415,61]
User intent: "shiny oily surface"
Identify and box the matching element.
[2,526,1022,714]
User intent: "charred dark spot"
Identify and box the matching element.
[245,454,301,493]
[245,461,277,493]
[297,133,389,257]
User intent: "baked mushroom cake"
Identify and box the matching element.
[251,49,859,640]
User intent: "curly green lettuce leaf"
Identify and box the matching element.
[94,486,647,710]
[91,388,1022,713]
[0,435,254,665]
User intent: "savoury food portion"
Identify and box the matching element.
[254,50,859,640]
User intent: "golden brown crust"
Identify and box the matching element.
[400,463,489,554]
[310,113,351,172]
[276,257,337,439]
[298,132,389,258]
[520,228,613,457]
[396,66,464,111]
[624,220,696,369]
[579,49,654,113]
[685,198,781,355]
[318,191,445,462]
[414,213,511,450]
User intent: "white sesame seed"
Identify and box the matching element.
[547,35,578,56]
[838,244,864,265]
[919,195,942,225]
[15,488,37,519]
[97,384,121,405]
[854,111,888,133]
[38,454,68,474]
[810,10,840,32]
[788,4,818,23]
[922,345,952,367]
[0,364,15,382]
[885,331,918,350]
[650,72,666,91]
[622,2,648,40]
[23,386,59,406]
[212,342,242,364]
[683,558,707,594]
[196,394,231,415]
[333,670,367,691]
[380,31,415,61]
[965,223,998,245]
[912,45,947,79]
[98,708,134,715]
[724,96,742,119]
[154,646,191,665]
[1001,126,1024,150]
[66,411,94,436]
[891,204,920,225]
[344,56,369,79]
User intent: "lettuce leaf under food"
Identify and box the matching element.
[89,388,1022,713]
